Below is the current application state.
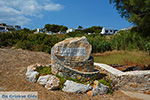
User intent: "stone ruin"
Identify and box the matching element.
[51,36,99,80]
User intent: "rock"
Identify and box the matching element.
[25,64,41,82]
[87,90,93,96]
[51,36,92,62]
[26,70,39,82]
[92,83,109,96]
[62,80,92,93]
[51,36,95,76]
[26,63,42,72]
[37,75,60,90]
[93,80,99,88]
[37,75,52,85]
[45,76,60,90]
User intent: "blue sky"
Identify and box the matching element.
[0,0,132,30]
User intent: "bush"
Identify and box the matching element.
[15,40,33,50]
[111,30,146,50]
[87,35,112,53]
[36,66,52,75]
[0,29,149,54]
[145,42,150,55]
[98,79,111,87]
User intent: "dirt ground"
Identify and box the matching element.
[0,48,144,100]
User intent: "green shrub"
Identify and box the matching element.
[98,79,111,87]
[87,35,112,53]
[98,79,113,94]
[0,29,149,54]
[55,75,67,89]
[145,42,150,55]
[111,30,146,50]
[36,66,52,75]
[15,40,33,50]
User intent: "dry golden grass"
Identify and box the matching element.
[94,50,150,65]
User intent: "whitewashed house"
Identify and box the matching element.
[66,28,75,33]
[101,27,118,35]
[35,28,54,35]
[35,28,44,33]
[0,26,8,32]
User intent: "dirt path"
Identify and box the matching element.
[121,91,150,100]
[0,48,143,100]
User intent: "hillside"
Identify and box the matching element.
[0,48,145,100]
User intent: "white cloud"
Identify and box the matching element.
[44,3,64,11]
[0,0,64,25]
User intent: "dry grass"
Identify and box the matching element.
[94,50,150,65]
[0,48,142,100]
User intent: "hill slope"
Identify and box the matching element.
[0,48,141,100]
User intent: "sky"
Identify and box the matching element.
[0,0,133,30]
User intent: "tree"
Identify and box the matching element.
[83,26,102,33]
[78,26,83,30]
[110,0,150,36]
[45,24,68,33]
[60,26,68,32]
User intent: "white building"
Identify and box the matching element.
[101,27,118,35]
[35,28,54,35]
[36,28,43,33]
[0,26,8,32]
[66,28,75,33]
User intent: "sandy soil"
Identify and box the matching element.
[0,48,142,100]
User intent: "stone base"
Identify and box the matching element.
[51,62,100,81]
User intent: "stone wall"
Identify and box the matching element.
[52,58,99,81]
[94,63,150,91]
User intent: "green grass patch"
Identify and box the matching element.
[55,75,91,89]
[36,66,52,75]
[98,79,113,94]
[55,75,67,89]
[98,79,111,87]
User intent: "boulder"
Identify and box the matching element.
[37,75,52,85]
[51,36,95,75]
[26,70,39,82]
[37,75,60,90]
[92,83,109,96]
[25,64,41,82]
[51,36,92,62]
[62,80,92,93]
[26,63,42,72]
[45,76,60,90]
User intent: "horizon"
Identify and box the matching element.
[0,0,133,30]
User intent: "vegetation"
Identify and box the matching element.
[0,28,150,54]
[55,75,67,89]
[111,30,146,50]
[94,50,150,65]
[36,66,52,75]
[110,0,150,36]
[145,42,150,55]
[83,26,102,34]
[44,24,68,33]
[98,79,111,87]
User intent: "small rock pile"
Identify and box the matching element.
[26,63,60,90]
[25,64,109,96]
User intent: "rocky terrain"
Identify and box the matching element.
[0,48,149,100]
